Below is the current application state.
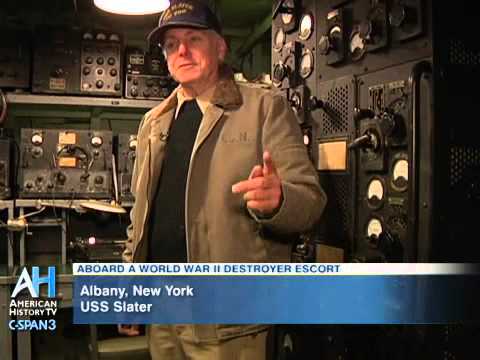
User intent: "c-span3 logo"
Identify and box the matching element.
[11,266,56,298]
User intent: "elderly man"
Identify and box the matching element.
[120,0,327,359]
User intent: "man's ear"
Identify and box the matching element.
[217,36,228,62]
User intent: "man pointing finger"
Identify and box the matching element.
[232,151,283,216]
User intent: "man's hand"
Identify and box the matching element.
[118,324,140,336]
[232,151,283,216]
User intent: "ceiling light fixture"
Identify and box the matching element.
[93,0,170,15]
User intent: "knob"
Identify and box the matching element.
[32,147,43,158]
[377,231,403,262]
[130,87,138,97]
[97,68,104,76]
[318,35,332,55]
[359,20,374,40]
[114,83,121,91]
[97,57,104,65]
[133,78,139,86]
[389,4,409,28]
[85,56,93,64]
[83,67,91,75]
[309,96,324,110]
[107,57,116,65]
[354,107,375,121]
[96,80,104,89]
[94,176,104,185]
[56,172,66,185]
[289,92,301,111]
[379,111,397,137]
[52,68,64,78]
[143,89,151,98]
[272,63,288,83]
[110,69,117,77]
[349,130,380,151]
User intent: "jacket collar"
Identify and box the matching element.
[144,64,243,126]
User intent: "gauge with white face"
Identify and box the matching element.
[367,179,384,201]
[109,34,120,42]
[96,33,107,41]
[367,218,383,238]
[300,49,314,79]
[273,28,286,52]
[393,159,408,182]
[392,158,408,191]
[281,0,295,25]
[91,136,103,147]
[350,31,365,61]
[31,133,43,145]
[83,32,94,40]
[299,13,314,40]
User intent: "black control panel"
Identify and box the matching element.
[124,47,175,100]
[80,30,123,97]
[18,128,113,199]
[32,27,82,95]
[0,29,31,89]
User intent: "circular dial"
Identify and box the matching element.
[91,136,103,147]
[128,137,138,151]
[83,32,94,40]
[273,28,286,52]
[392,158,408,191]
[272,62,288,86]
[367,178,384,200]
[299,49,314,79]
[299,13,314,40]
[281,0,295,25]
[290,91,302,111]
[350,31,366,61]
[109,34,120,42]
[367,218,383,238]
[31,133,43,145]
[96,33,107,41]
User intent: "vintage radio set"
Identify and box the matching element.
[125,47,174,100]
[18,128,113,199]
[0,130,14,199]
[80,30,123,97]
[273,0,480,264]
[32,27,82,95]
[115,133,137,202]
[0,29,31,89]
[69,236,125,263]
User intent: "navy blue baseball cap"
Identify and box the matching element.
[147,0,222,44]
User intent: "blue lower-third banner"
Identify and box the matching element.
[72,263,480,324]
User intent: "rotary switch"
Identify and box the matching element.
[272,62,289,85]
[389,3,417,28]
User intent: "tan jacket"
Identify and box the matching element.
[124,68,327,341]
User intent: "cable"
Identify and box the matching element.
[21,206,47,219]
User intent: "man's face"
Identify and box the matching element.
[162,28,226,86]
